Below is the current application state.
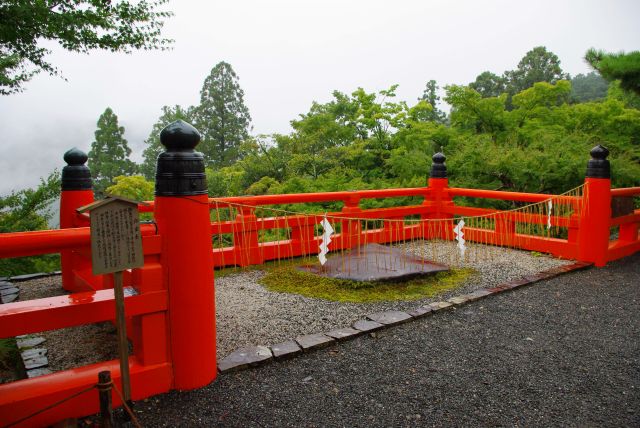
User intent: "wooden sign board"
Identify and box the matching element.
[79,197,144,275]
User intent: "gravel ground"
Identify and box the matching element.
[14,276,118,373]
[214,240,571,358]
[136,252,640,427]
[11,241,571,372]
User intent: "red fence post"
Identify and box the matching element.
[578,145,612,267]
[233,206,262,266]
[153,121,217,389]
[60,148,94,292]
[423,153,453,240]
[341,194,362,249]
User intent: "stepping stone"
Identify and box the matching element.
[325,327,362,341]
[22,348,47,360]
[0,281,14,290]
[1,293,18,303]
[408,306,433,318]
[10,273,49,281]
[218,346,272,373]
[352,319,384,333]
[366,311,412,326]
[448,295,471,305]
[429,301,453,311]
[296,334,334,352]
[270,341,302,360]
[24,356,48,370]
[465,289,492,301]
[17,336,46,348]
[1,287,19,296]
[27,368,53,378]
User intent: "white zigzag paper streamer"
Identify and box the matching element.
[547,200,553,230]
[318,215,334,265]
[453,219,466,258]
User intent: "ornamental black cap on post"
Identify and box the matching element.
[155,120,208,196]
[62,147,92,191]
[585,145,610,179]
[430,152,447,178]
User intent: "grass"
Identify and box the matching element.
[0,338,21,382]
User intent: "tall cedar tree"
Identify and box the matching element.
[0,0,172,95]
[419,80,446,123]
[195,62,252,167]
[88,108,136,197]
[141,105,195,179]
[585,49,640,96]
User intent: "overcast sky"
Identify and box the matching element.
[0,0,638,195]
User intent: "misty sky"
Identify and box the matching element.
[0,0,638,195]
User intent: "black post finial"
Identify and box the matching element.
[430,152,447,178]
[61,147,92,191]
[585,144,610,179]
[155,120,208,196]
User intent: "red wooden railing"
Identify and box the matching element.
[0,133,637,427]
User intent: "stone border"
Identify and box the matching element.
[216,261,592,373]
[1,271,61,283]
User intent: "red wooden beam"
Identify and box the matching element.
[0,288,167,338]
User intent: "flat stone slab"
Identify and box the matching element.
[27,368,53,378]
[408,306,434,318]
[466,289,492,300]
[218,346,272,373]
[298,243,449,282]
[22,348,47,360]
[10,272,50,281]
[366,311,413,326]
[352,319,385,333]
[1,287,19,296]
[0,281,14,290]
[448,295,471,305]
[429,301,454,311]
[1,293,18,303]
[24,356,48,370]
[270,341,302,360]
[296,333,335,351]
[325,327,362,341]
[17,336,46,349]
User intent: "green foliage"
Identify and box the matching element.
[505,46,569,95]
[570,71,609,103]
[141,105,195,179]
[106,175,154,201]
[260,261,475,303]
[0,172,61,276]
[0,0,172,94]
[470,71,507,98]
[88,108,137,197]
[195,61,252,167]
[586,48,640,95]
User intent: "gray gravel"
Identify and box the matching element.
[214,240,571,358]
[136,252,640,427]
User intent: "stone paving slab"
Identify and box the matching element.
[270,341,302,360]
[10,273,51,281]
[21,348,47,360]
[218,346,273,373]
[27,368,53,378]
[17,336,46,348]
[408,306,434,318]
[296,334,335,352]
[325,327,362,341]
[366,310,413,326]
[352,319,385,333]
[24,356,48,370]
[429,301,454,311]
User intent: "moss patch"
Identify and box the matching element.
[259,262,475,303]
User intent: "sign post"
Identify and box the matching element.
[78,196,145,409]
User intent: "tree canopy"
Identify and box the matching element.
[0,0,172,95]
